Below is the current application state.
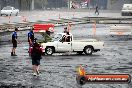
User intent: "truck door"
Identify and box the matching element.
[57,35,72,52]
[12,7,16,15]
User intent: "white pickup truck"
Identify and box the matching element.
[41,33,104,55]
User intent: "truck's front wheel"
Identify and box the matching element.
[45,47,54,55]
[84,46,93,55]
[16,12,18,16]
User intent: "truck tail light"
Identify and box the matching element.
[40,45,45,52]
[41,45,43,48]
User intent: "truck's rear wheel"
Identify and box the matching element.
[45,47,54,55]
[84,46,93,55]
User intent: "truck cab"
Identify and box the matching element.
[53,33,73,52]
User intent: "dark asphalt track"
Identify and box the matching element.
[0,24,132,88]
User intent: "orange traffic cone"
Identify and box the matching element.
[22,16,27,22]
[93,21,96,36]
[8,16,11,23]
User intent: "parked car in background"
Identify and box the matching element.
[0,6,19,16]
[121,4,132,16]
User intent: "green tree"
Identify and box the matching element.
[110,0,129,4]
[71,0,81,3]
[35,0,48,9]
[40,0,48,9]
[18,0,32,10]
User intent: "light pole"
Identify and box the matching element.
[31,0,34,10]
[68,0,70,10]
[89,0,91,9]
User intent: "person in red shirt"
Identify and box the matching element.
[31,40,43,76]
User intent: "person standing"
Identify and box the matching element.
[65,32,71,42]
[31,41,43,76]
[95,5,99,15]
[28,29,34,47]
[11,28,18,56]
[63,27,68,33]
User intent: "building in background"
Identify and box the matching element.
[0,0,132,10]
[107,0,132,10]
[87,0,107,9]
[80,0,131,10]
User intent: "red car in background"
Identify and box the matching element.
[33,23,54,33]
